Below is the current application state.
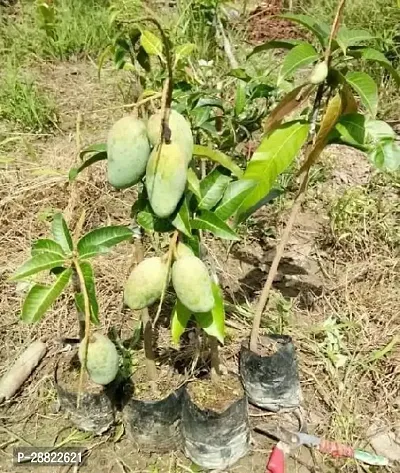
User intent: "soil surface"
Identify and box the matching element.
[186,373,244,413]
[130,365,184,401]
[247,0,306,44]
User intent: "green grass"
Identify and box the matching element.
[0,0,112,61]
[0,65,56,131]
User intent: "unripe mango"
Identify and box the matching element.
[147,109,193,163]
[124,257,169,310]
[172,255,214,313]
[309,61,328,85]
[175,242,194,259]
[79,334,119,386]
[107,116,151,189]
[146,142,187,218]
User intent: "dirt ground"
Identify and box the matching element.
[0,7,400,472]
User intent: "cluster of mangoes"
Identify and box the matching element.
[124,242,215,314]
[107,109,193,218]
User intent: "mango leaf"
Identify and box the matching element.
[235,82,246,116]
[348,48,400,86]
[195,282,225,344]
[279,43,319,83]
[77,226,132,259]
[75,261,99,325]
[175,43,196,62]
[345,71,378,118]
[214,180,256,221]
[263,84,314,134]
[21,268,72,323]
[140,30,163,56]
[52,213,73,253]
[193,145,243,178]
[198,168,232,210]
[368,139,400,171]
[10,252,67,281]
[336,27,374,53]
[137,46,151,72]
[80,143,107,160]
[366,120,396,142]
[247,39,305,58]
[279,14,330,46]
[172,198,192,237]
[69,151,107,181]
[171,299,192,345]
[341,84,358,115]
[31,239,65,257]
[334,113,366,147]
[300,93,343,172]
[237,122,309,217]
[191,210,240,240]
[235,188,283,225]
[187,168,202,199]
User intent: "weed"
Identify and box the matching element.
[0,65,56,131]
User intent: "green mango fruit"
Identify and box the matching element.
[172,255,214,313]
[175,242,194,259]
[124,257,169,310]
[309,61,328,85]
[79,334,119,386]
[107,116,151,189]
[147,109,193,163]
[145,142,187,218]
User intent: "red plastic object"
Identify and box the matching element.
[266,445,285,473]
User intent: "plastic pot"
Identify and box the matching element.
[181,378,250,470]
[123,385,184,452]
[54,356,117,435]
[239,334,302,412]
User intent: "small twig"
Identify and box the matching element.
[85,93,162,115]
[152,230,179,328]
[324,0,347,64]
[215,14,238,69]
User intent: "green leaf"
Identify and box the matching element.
[191,210,240,241]
[187,168,202,199]
[171,299,192,345]
[279,14,330,46]
[366,119,396,142]
[140,30,163,56]
[69,151,107,181]
[336,28,374,53]
[51,213,73,253]
[193,145,243,178]
[348,48,400,86]
[368,139,400,171]
[237,122,310,217]
[235,188,283,225]
[335,113,366,146]
[214,180,256,221]
[77,261,99,325]
[247,39,305,58]
[195,282,225,344]
[279,43,319,83]
[21,269,72,323]
[77,226,132,259]
[80,143,107,160]
[345,71,378,118]
[31,239,65,257]
[175,43,196,61]
[199,168,232,210]
[172,198,192,237]
[235,82,246,116]
[11,252,67,281]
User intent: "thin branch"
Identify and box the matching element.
[324,0,347,64]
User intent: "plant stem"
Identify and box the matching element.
[72,270,85,341]
[134,238,157,382]
[209,335,222,382]
[73,258,92,407]
[152,230,179,329]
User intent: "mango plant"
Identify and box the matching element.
[10,213,132,387]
